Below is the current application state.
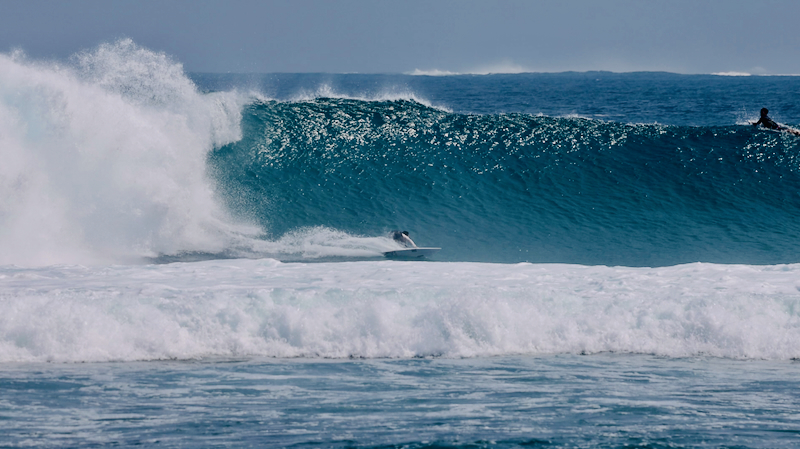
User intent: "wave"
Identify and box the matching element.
[276,83,451,111]
[711,72,752,77]
[2,259,799,362]
[211,97,800,266]
[408,61,533,76]
[5,42,800,267]
[407,69,462,76]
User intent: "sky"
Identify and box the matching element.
[1,0,799,75]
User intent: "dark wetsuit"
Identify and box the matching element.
[392,231,416,248]
[754,115,782,130]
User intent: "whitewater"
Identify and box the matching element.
[2,40,800,447]
[3,260,800,363]
[0,40,255,266]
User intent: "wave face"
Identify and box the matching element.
[0,40,256,266]
[210,97,800,266]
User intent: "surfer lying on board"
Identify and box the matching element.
[392,230,417,248]
[752,108,781,130]
[752,108,800,136]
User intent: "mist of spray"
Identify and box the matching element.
[0,39,260,265]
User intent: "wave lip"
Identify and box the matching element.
[280,83,451,112]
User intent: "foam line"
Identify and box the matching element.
[2,260,799,362]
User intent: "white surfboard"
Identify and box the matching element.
[383,247,441,259]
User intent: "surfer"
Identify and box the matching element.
[752,108,781,130]
[752,108,800,136]
[391,230,417,248]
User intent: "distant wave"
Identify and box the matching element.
[711,72,800,77]
[278,83,451,111]
[408,61,534,76]
[407,68,461,76]
[711,71,752,76]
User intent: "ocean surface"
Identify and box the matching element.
[2,39,800,447]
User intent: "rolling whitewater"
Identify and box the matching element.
[2,40,800,447]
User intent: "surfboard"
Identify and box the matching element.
[383,247,441,259]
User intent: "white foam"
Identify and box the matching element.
[408,60,534,76]
[407,69,462,76]
[711,71,752,77]
[2,260,799,363]
[0,40,259,266]
[468,60,534,75]
[220,227,402,260]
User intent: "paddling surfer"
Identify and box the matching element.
[752,108,781,130]
[752,108,800,136]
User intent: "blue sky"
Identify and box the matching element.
[2,0,799,74]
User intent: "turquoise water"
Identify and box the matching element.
[209,94,800,265]
[2,40,800,447]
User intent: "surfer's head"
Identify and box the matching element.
[761,108,769,117]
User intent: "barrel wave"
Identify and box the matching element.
[211,97,800,266]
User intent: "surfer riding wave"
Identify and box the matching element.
[391,230,417,248]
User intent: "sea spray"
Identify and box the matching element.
[0,40,256,265]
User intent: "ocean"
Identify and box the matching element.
[1,39,800,447]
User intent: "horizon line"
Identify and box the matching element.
[187,69,800,77]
